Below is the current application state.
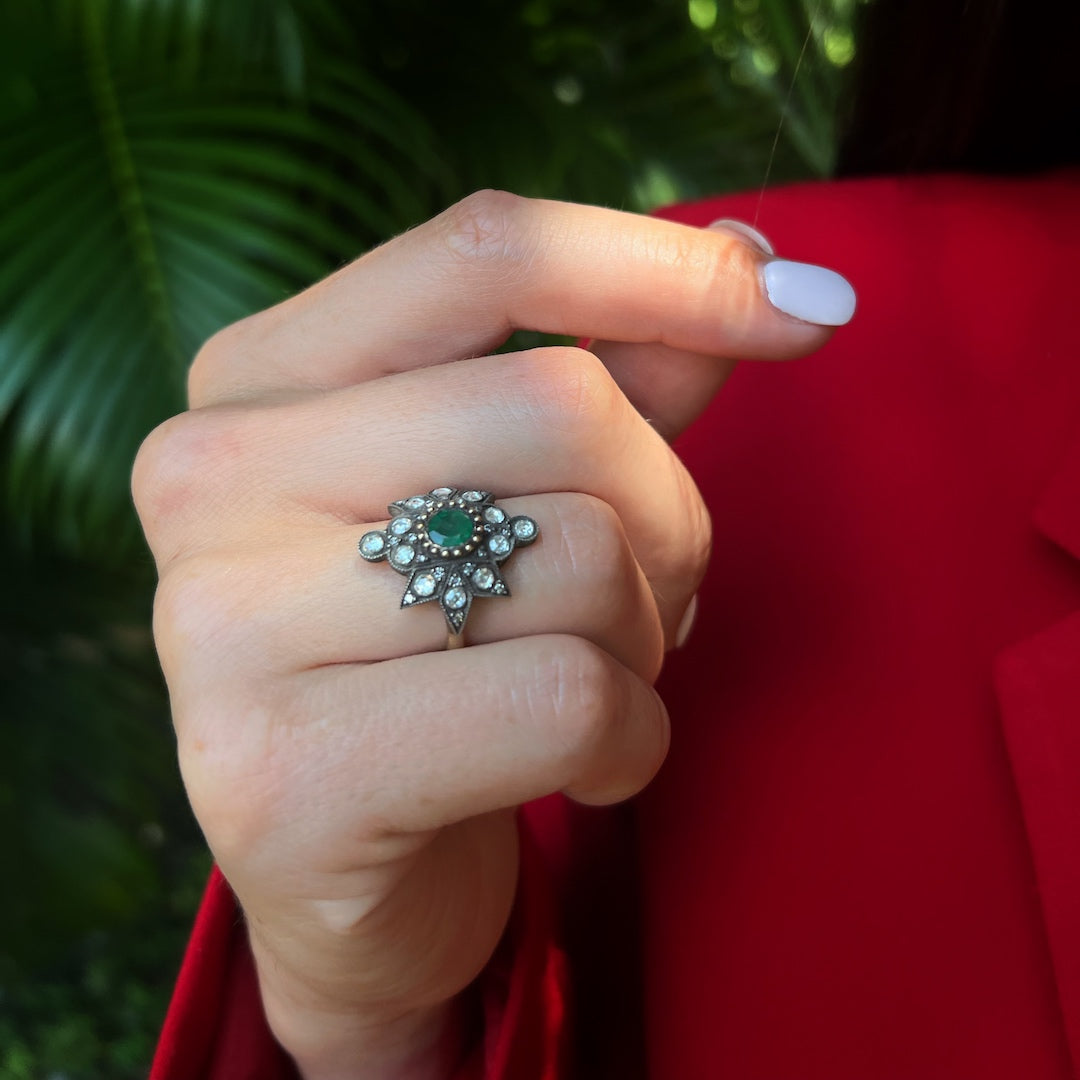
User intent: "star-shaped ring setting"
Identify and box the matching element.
[359,488,539,637]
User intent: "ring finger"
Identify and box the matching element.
[156,491,666,694]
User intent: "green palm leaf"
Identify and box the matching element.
[0,0,439,564]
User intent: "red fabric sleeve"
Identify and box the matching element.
[150,808,569,1079]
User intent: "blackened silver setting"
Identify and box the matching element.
[359,488,539,639]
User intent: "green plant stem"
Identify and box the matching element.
[82,3,186,378]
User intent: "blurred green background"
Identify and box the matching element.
[0,0,862,1074]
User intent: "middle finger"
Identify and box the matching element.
[145,348,712,641]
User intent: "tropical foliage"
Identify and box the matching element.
[0,0,862,1073]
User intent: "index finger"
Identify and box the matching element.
[188,190,854,408]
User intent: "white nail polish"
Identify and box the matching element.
[675,594,699,649]
[708,218,776,256]
[762,260,857,326]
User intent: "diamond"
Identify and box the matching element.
[488,534,511,556]
[413,572,436,597]
[389,516,412,535]
[444,586,467,610]
[428,508,474,547]
[461,490,484,502]
[405,496,426,510]
[431,487,453,498]
[472,566,495,590]
[484,506,506,524]
[512,517,537,540]
[360,532,385,556]
[390,544,415,566]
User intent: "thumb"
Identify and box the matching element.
[587,218,855,440]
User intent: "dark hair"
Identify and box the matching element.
[837,0,1080,175]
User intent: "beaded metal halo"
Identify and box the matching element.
[359,488,539,640]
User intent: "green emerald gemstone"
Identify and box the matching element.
[427,508,474,548]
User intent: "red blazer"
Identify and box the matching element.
[151,172,1080,1079]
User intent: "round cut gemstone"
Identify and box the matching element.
[413,572,436,597]
[488,534,511,556]
[389,516,412,535]
[428,509,474,548]
[512,517,537,540]
[390,544,415,566]
[483,507,505,524]
[360,532,385,556]
[444,586,467,610]
[472,566,495,590]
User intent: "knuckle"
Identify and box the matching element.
[131,412,203,540]
[542,637,624,766]
[557,493,633,600]
[131,413,182,523]
[541,638,669,803]
[175,698,285,865]
[153,549,254,666]
[440,189,532,266]
[131,406,250,557]
[513,346,620,441]
[187,315,261,406]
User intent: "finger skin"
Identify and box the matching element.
[590,341,741,441]
[152,494,666,683]
[135,348,712,644]
[172,636,669,1069]
[188,191,831,421]
[178,635,670,859]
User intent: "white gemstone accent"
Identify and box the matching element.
[389,516,412,535]
[462,490,483,502]
[360,532,385,556]
[488,534,511,556]
[444,586,467,610]
[390,544,415,566]
[512,517,537,540]
[472,566,495,590]
[484,507,505,524]
[431,487,453,498]
[413,573,436,597]
[405,496,426,510]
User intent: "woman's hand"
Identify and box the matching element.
[132,192,851,1079]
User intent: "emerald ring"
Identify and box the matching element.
[359,488,539,648]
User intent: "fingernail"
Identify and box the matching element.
[675,593,699,649]
[708,218,775,255]
[762,260,856,326]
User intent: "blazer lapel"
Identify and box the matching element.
[995,427,1080,1076]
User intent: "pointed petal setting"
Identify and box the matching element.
[360,489,538,635]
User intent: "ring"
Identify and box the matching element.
[359,488,539,649]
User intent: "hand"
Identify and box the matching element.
[132,192,849,1078]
